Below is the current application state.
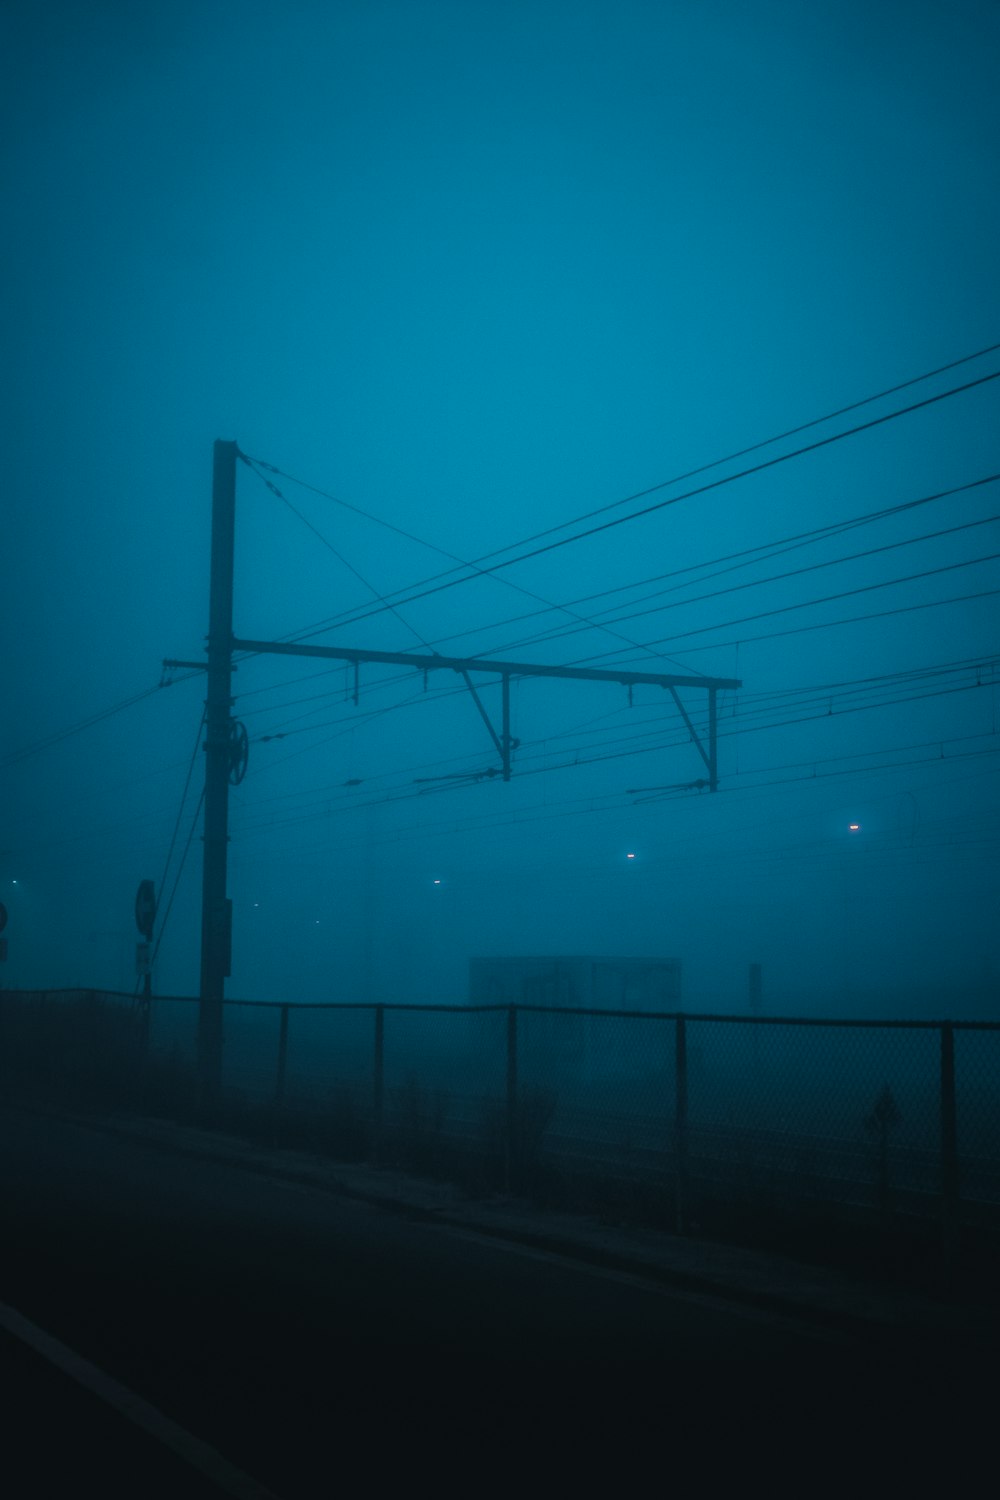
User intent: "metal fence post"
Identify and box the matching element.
[940,1022,960,1269]
[675,1015,688,1235]
[506,1005,518,1193]
[373,1005,385,1165]
[273,1004,289,1144]
[139,995,152,1067]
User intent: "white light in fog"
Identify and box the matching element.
[849,823,861,832]
[626,852,636,860]
[433,879,441,885]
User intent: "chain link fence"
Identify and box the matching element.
[2,989,998,1249]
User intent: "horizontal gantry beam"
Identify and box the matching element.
[230,638,741,692]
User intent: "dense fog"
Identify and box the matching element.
[2,0,998,1024]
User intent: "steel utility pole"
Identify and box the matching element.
[199,439,237,1106]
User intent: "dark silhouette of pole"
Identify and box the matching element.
[199,439,237,1108]
[505,1005,518,1193]
[674,1015,689,1234]
[939,1022,959,1271]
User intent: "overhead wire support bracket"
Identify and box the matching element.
[231,638,739,692]
[231,636,739,790]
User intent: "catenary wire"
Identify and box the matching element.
[229,677,996,836]
[240,457,438,652]
[576,551,1000,661]
[238,471,1000,684]
[224,486,1000,744]
[233,652,998,814]
[240,661,996,799]
[230,742,1000,855]
[259,367,1000,646]
[137,708,207,995]
[228,476,999,737]
[0,675,201,769]
[632,585,1000,659]
[148,788,206,975]
[408,473,1000,653]
[241,341,1000,633]
[471,495,1000,659]
[239,454,693,672]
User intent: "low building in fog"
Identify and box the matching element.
[469,955,681,1011]
[469,956,682,1087]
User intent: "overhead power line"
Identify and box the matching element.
[231,734,1000,847]
[239,452,692,672]
[481,340,1000,556]
[476,489,1000,659]
[152,710,206,908]
[377,368,1000,593]
[232,652,996,814]
[256,364,1000,647]
[631,744,1000,806]
[633,584,1000,658]
[241,654,994,786]
[242,340,1000,637]
[1,674,200,769]
[578,550,1000,661]
[227,470,999,731]
[414,474,1000,653]
[240,457,438,652]
[148,788,205,976]
[626,726,1000,795]
[299,470,998,665]
[229,673,997,838]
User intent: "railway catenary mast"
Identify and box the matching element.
[174,441,741,1104]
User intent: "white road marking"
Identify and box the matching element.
[0,1299,280,1500]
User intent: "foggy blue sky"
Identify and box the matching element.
[2,0,998,1012]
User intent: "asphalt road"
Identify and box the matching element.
[0,1107,990,1495]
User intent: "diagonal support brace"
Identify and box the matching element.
[460,670,504,757]
[667,686,711,772]
[668,684,720,792]
[459,671,516,782]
